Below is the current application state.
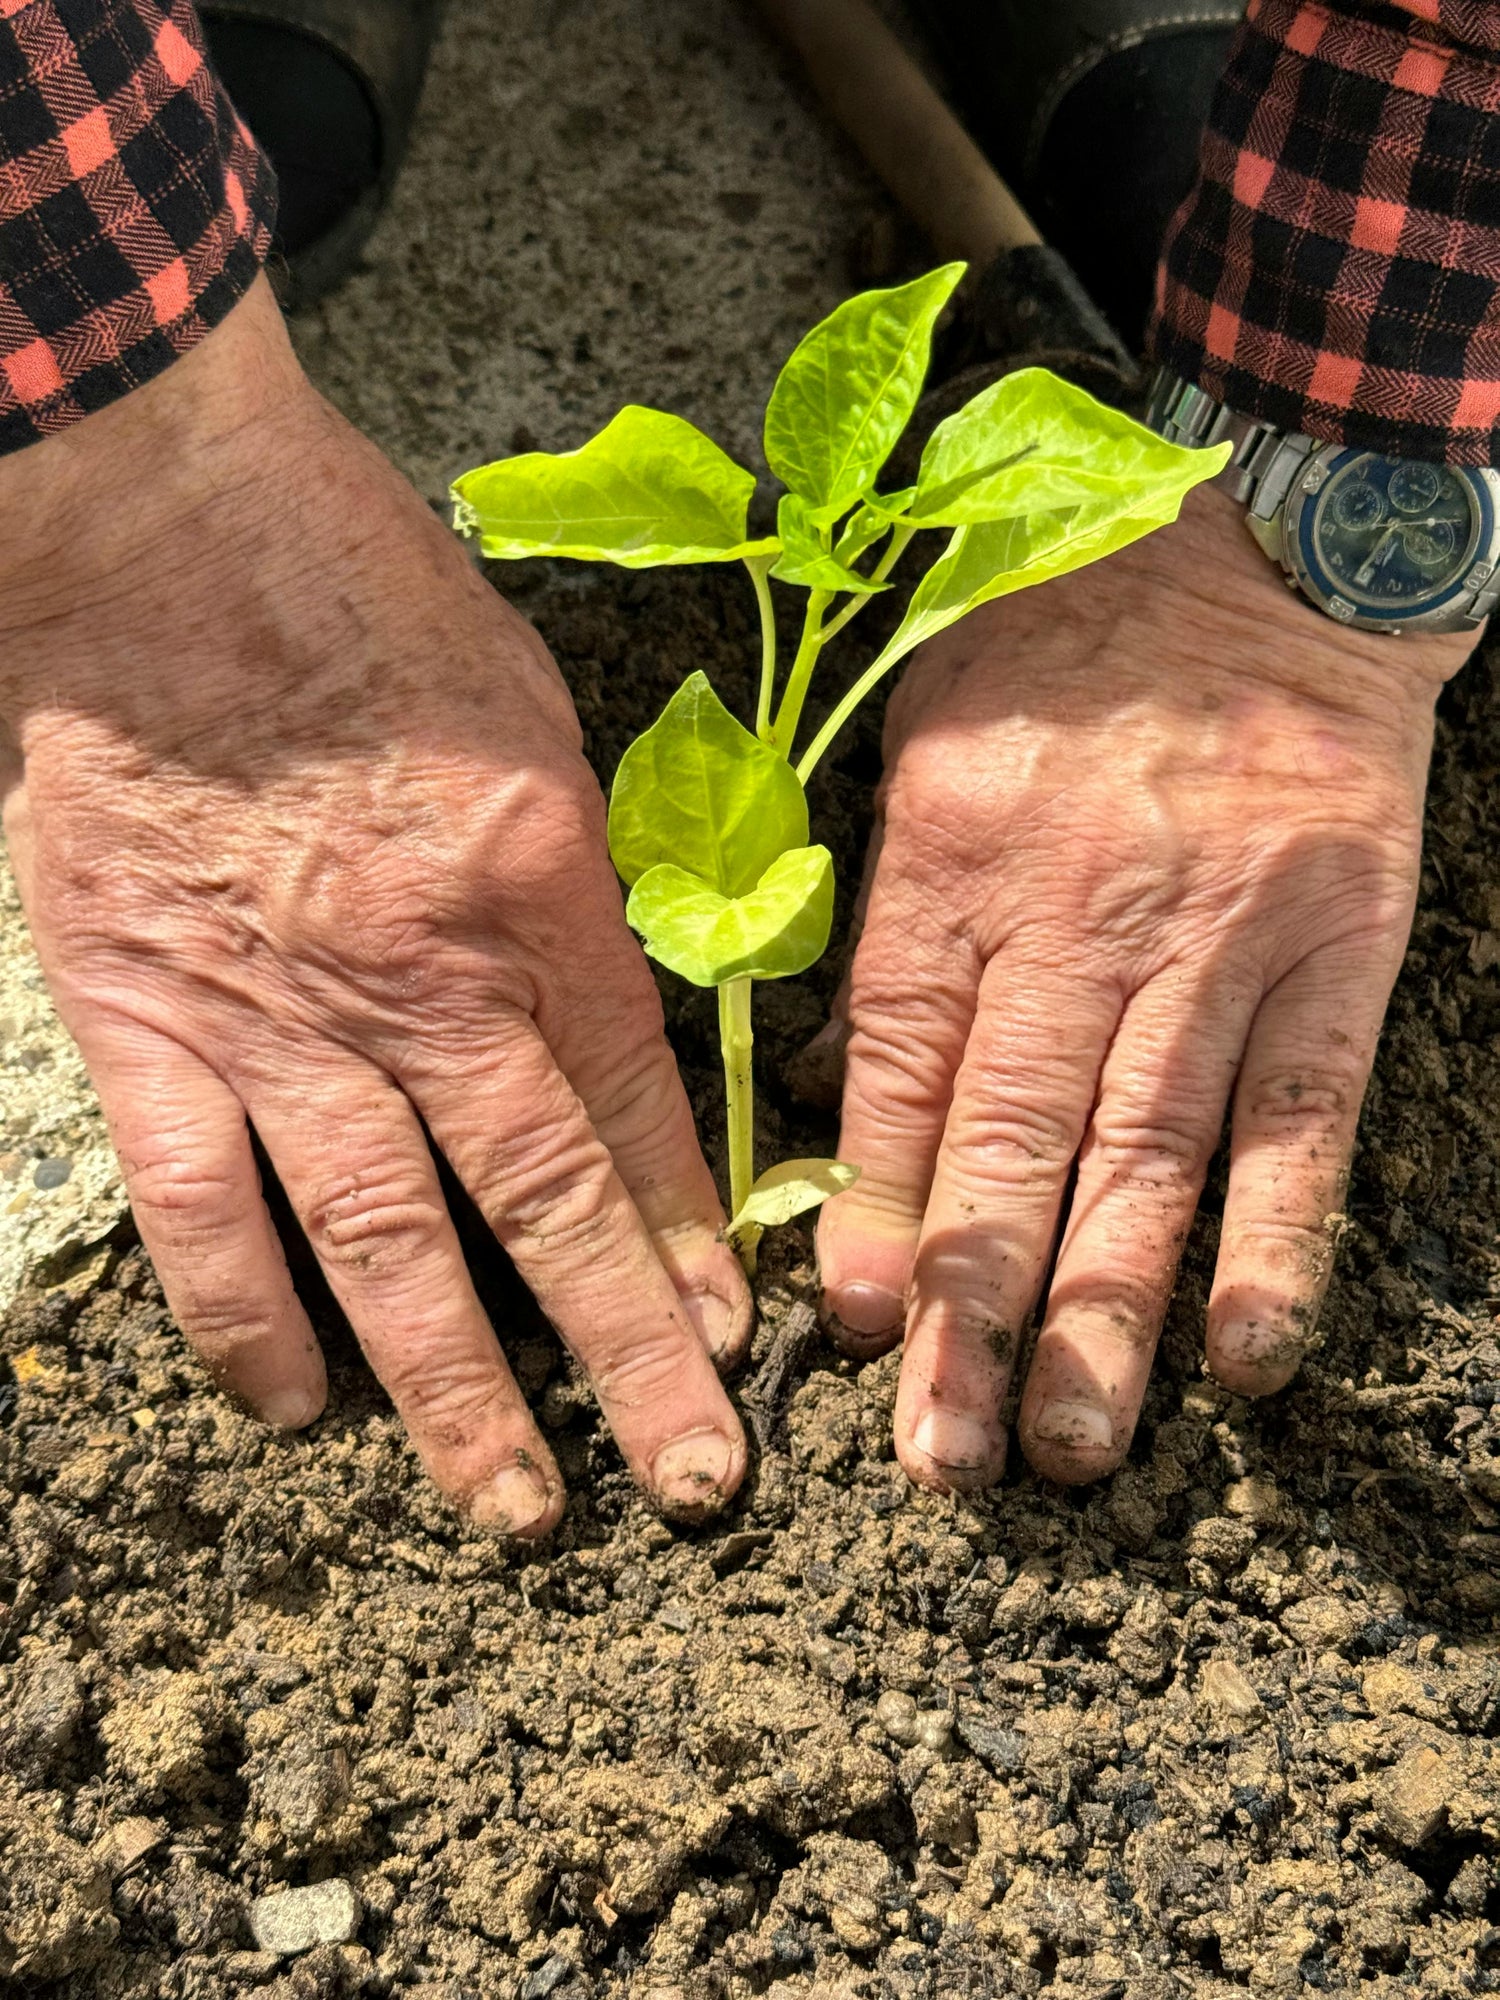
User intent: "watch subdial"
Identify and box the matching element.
[1330,479,1385,531]
[1389,463,1442,515]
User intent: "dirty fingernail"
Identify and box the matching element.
[682,1287,745,1367]
[468,1459,554,1536]
[909,1407,994,1474]
[261,1386,324,1431]
[823,1280,904,1338]
[1029,1399,1114,1451]
[651,1428,737,1514]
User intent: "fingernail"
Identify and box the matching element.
[681,1287,743,1366]
[909,1408,994,1473]
[262,1386,323,1431]
[468,1459,554,1536]
[650,1428,736,1515]
[824,1281,904,1338]
[1029,1399,1114,1452]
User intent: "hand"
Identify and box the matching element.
[816,484,1472,1491]
[0,279,751,1533]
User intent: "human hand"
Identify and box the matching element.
[816,484,1473,1490]
[0,279,751,1533]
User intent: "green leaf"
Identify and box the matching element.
[833,487,916,567]
[884,404,1231,659]
[450,407,777,567]
[763,264,965,524]
[608,672,808,895]
[910,367,1220,529]
[726,1157,860,1252]
[770,494,888,595]
[625,845,834,986]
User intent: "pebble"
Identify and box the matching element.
[248,1878,361,1956]
[1375,1744,1456,1848]
[1222,1476,1283,1525]
[32,1156,72,1190]
[911,1709,954,1754]
[875,1689,919,1746]
[1198,1657,1264,1726]
[521,1954,573,1999]
[99,1816,167,1880]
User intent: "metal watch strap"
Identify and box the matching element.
[1145,369,1314,538]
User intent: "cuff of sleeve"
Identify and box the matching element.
[0,0,277,457]
[1148,0,1500,465]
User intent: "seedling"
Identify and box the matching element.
[453,264,1227,1272]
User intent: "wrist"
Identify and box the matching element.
[0,279,321,719]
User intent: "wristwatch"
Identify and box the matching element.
[1146,368,1500,635]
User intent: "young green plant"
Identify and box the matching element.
[452,264,1228,1273]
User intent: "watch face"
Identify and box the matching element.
[1308,454,1480,613]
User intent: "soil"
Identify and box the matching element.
[5,561,1500,2000]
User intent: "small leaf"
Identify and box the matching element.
[609,673,808,895]
[771,495,887,595]
[625,845,834,986]
[451,407,777,567]
[764,264,965,524]
[833,487,916,567]
[909,368,1219,529]
[726,1157,860,1246]
[885,433,1231,660]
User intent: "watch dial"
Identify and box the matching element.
[1311,454,1478,610]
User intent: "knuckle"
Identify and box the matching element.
[1242,1063,1360,1132]
[303,1167,448,1275]
[125,1148,242,1232]
[942,1090,1079,1195]
[376,1347,514,1442]
[492,1123,619,1257]
[1088,1106,1211,1189]
[588,1321,696,1409]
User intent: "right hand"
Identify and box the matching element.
[0,278,751,1535]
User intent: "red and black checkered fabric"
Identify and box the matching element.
[0,0,274,455]
[1152,0,1500,464]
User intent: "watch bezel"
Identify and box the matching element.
[1282,446,1500,634]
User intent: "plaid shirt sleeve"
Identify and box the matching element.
[1150,0,1500,464]
[0,0,274,456]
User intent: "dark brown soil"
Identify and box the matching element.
[5,561,1500,2000]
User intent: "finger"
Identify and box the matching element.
[817,872,982,1356]
[404,1017,748,1520]
[87,1027,326,1428]
[536,929,753,1372]
[246,1062,564,1536]
[893,953,1121,1491]
[1017,963,1258,1483]
[1207,945,1389,1395]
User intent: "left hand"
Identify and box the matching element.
[816,485,1472,1491]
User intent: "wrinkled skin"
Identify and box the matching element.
[0,279,752,1534]
[818,484,1473,1490]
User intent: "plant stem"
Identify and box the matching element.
[769,588,831,755]
[817,524,917,647]
[746,554,778,745]
[794,627,920,786]
[718,975,755,1234]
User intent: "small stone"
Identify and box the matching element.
[1223,1476,1283,1525]
[1198,1657,1264,1726]
[98,1817,166,1880]
[520,1954,573,1999]
[222,1951,282,1982]
[247,1878,361,1956]
[875,1689,919,1746]
[1375,1745,1457,1848]
[656,1601,693,1633]
[911,1709,954,1754]
[955,1711,1025,1774]
[32,1157,72,1191]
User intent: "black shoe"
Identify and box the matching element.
[909,0,1240,346]
[202,0,441,306]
